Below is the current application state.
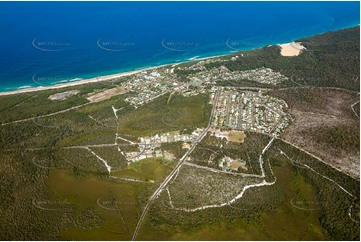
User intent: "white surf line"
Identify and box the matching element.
[85,147,112,174]
[279,150,354,197]
[183,162,262,178]
[351,100,360,118]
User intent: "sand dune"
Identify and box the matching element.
[278,42,305,56]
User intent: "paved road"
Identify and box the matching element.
[131,87,220,241]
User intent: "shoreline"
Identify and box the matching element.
[0,52,233,97]
[0,24,358,97]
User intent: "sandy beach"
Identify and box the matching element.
[0,70,146,97]
[0,53,230,97]
[0,42,307,97]
[278,42,305,56]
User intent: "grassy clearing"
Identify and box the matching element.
[266,140,360,240]
[49,169,142,240]
[228,130,246,143]
[126,158,175,182]
[118,93,211,137]
[0,151,70,240]
[47,157,173,240]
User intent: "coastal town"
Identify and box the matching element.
[111,56,289,109]
[1,3,359,240]
[5,54,292,174]
[209,86,290,136]
[99,59,292,172]
[188,66,289,85]
[121,129,204,162]
[124,69,204,108]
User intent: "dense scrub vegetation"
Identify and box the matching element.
[119,93,212,137]
[0,27,359,240]
[266,140,360,240]
[307,124,360,155]
[0,78,128,123]
[205,26,360,91]
[190,132,270,175]
[141,138,359,241]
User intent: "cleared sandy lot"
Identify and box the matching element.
[87,86,128,102]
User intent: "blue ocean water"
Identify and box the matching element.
[0,1,359,92]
